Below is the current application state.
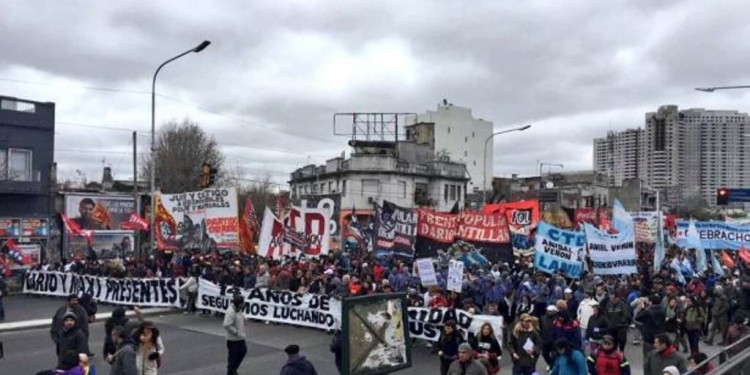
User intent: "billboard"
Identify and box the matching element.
[67,230,135,260]
[64,194,136,231]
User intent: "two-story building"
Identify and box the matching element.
[290,139,468,212]
[0,95,56,261]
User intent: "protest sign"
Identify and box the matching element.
[631,211,661,274]
[156,187,239,250]
[374,201,418,258]
[676,220,750,251]
[415,209,512,264]
[258,205,332,259]
[483,200,539,256]
[197,278,340,330]
[416,258,438,287]
[584,224,637,275]
[534,222,584,279]
[407,307,503,344]
[23,271,180,307]
[447,260,464,292]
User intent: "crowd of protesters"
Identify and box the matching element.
[9,240,750,375]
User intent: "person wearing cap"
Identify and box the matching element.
[586,335,630,375]
[51,294,90,354]
[279,344,318,375]
[541,305,559,370]
[56,311,89,367]
[446,342,488,375]
[661,365,680,375]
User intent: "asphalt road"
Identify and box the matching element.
[0,296,725,375]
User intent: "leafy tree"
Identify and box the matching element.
[140,119,224,194]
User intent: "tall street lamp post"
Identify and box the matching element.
[482,124,532,204]
[150,40,211,254]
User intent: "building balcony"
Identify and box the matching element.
[290,154,467,182]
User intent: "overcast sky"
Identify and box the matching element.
[4,0,750,188]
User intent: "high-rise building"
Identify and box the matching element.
[406,102,493,193]
[593,105,750,207]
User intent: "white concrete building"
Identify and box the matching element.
[289,140,468,212]
[593,105,750,207]
[593,129,641,187]
[406,102,493,193]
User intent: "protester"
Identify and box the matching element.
[705,284,729,346]
[725,313,750,355]
[577,291,597,349]
[509,313,541,375]
[446,342,488,375]
[78,353,95,375]
[541,305,559,369]
[549,338,587,375]
[103,307,142,359]
[0,274,6,321]
[636,295,667,360]
[586,301,609,354]
[330,330,342,374]
[223,292,247,375]
[134,322,162,375]
[278,344,318,375]
[179,270,199,314]
[644,334,688,375]
[586,335,630,375]
[683,296,706,354]
[52,295,90,354]
[107,326,137,375]
[686,352,715,375]
[470,322,502,375]
[437,320,464,375]
[56,312,89,367]
[606,293,631,351]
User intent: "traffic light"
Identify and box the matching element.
[717,187,729,205]
[200,163,211,188]
[208,167,218,186]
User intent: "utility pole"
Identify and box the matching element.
[133,131,140,259]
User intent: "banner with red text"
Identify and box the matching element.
[258,205,331,259]
[483,200,539,255]
[415,209,512,265]
[156,187,239,250]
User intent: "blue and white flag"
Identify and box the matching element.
[671,257,686,284]
[534,222,585,279]
[711,251,725,276]
[612,199,635,237]
[686,219,707,273]
[584,223,637,275]
[654,212,666,272]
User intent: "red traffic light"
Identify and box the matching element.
[718,188,728,196]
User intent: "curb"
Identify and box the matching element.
[0,307,179,333]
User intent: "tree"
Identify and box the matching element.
[140,119,224,194]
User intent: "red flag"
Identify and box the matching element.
[739,246,750,265]
[6,238,17,251]
[3,239,23,265]
[722,251,735,269]
[61,213,93,245]
[121,213,149,231]
[239,197,257,253]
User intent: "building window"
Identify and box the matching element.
[444,184,449,201]
[457,185,462,200]
[342,180,347,197]
[472,132,475,138]
[320,183,325,194]
[312,184,318,194]
[450,185,457,201]
[447,127,451,134]
[465,136,468,143]
[398,180,407,198]
[0,148,5,180]
[362,179,379,197]
[473,160,476,166]
[328,181,333,193]
[8,148,32,181]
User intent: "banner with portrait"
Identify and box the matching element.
[155,187,239,250]
[64,194,135,231]
[534,221,584,279]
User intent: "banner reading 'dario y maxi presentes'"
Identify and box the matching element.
[23,271,180,307]
[534,221,584,279]
[156,187,239,249]
[584,224,637,275]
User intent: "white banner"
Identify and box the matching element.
[447,260,464,292]
[257,205,331,259]
[23,271,181,307]
[197,278,340,330]
[157,187,239,249]
[407,307,503,344]
[584,224,637,275]
[416,258,438,287]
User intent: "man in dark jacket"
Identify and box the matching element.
[56,311,88,367]
[635,295,666,362]
[107,325,137,375]
[587,303,610,354]
[0,275,7,321]
[705,285,729,345]
[51,294,89,350]
[280,344,318,375]
[644,334,687,375]
[509,314,542,375]
[606,294,631,351]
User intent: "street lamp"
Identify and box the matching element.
[150,40,211,254]
[695,85,750,92]
[482,124,532,204]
